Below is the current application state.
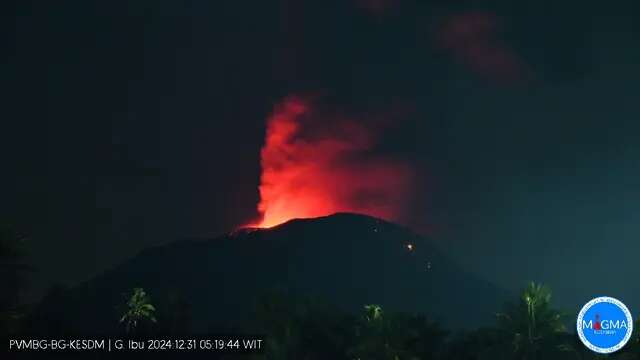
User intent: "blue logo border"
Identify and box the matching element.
[576,296,633,354]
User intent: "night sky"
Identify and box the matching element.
[3,0,640,310]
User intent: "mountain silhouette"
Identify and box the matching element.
[30,213,510,334]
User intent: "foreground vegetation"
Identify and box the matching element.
[240,283,640,360]
[2,223,639,359]
[90,282,640,359]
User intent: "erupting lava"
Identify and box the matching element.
[252,96,413,228]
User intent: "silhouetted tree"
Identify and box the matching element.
[160,291,192,335]
[616,318,640,359]
[119,287,157,334]
[365,304,383,322]
[349,304,389,359]
[248,291,353,360]
[24,284,71,335]
[251,291,301,360]
[349,304,446,360]
[0,221,30,335]
[496,282,570,360]
[442,328,508,360]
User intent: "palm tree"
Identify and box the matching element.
[496,282,567,360]
[350,305,446,360]
[349,304,391,360]
[364,304,383,323]
[119,288,157,334]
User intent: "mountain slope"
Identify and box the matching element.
[31,213,510,333]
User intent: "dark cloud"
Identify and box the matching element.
[434,11,533,85]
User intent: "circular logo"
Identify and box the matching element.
[577,296,633,354]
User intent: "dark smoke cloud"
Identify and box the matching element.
[434,11,533,85]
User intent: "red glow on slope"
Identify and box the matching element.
[252,97,413,228]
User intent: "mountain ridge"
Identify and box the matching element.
[29,213,511,334]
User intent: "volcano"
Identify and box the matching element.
[29,213,510,334]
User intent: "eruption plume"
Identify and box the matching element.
[252,97,414,228]
[434,11,533,85]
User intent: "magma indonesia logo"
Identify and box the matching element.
[577,296,633,354]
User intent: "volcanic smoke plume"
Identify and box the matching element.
[253,97,414,228]
[434,11,533,85]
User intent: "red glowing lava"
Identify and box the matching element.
[251,97,414,228]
